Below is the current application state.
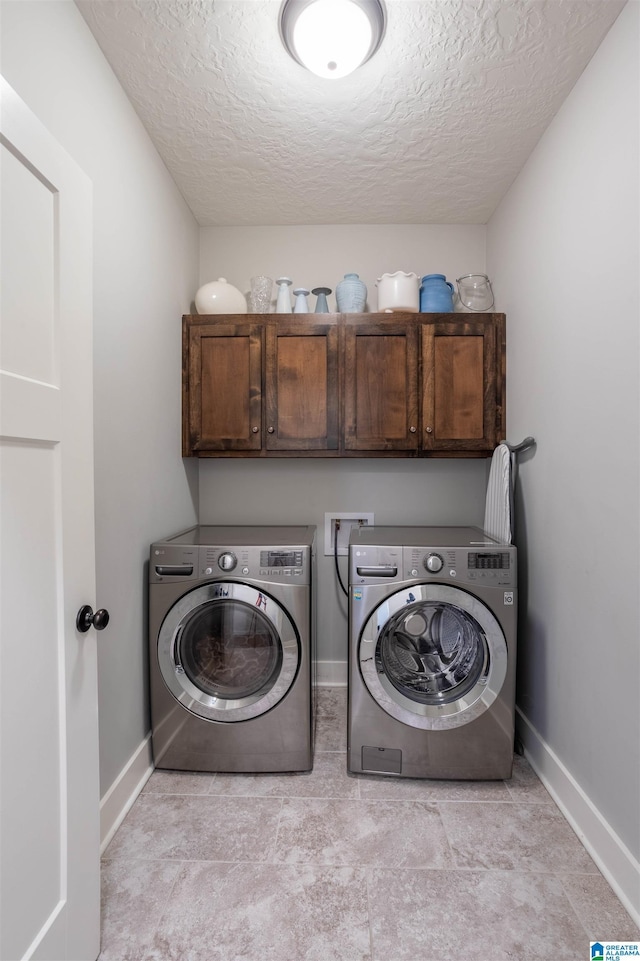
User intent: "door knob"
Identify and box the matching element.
[76,605,110,633]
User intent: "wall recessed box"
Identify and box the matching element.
[182,312,506,458]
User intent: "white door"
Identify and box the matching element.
[0,77,100,961]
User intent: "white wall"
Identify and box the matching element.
[199,223,486,313]
[487,0,639,915]
[198,224,491,675]
[1,1,200,798]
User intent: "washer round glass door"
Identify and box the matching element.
[358,584,507,730]
[158,582,300,721]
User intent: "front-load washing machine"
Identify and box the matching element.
[348,526,517,780]
[149,525,315,773]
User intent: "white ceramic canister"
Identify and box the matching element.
[376,271,420,312]
[195,278,247,314]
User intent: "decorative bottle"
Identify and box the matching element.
[336,273,367,312]
[293,288,310,313]
[275,277,293,313]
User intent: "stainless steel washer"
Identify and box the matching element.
[149,525,315,773]
[348,526,517,780]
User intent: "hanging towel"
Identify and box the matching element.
[483,443,513,544]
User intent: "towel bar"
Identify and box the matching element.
[501,436,535,454]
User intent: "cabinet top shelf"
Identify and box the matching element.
[184,311,505,322]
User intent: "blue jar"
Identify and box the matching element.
[336,273,367,312]
[420,274,454,312]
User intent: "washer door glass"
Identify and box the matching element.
[180,599,281,700]
[359,584,508,730]
[379,602,486,705]
[158,582,300,722]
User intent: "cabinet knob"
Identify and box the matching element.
[267,427,275,434]
[251,426,259,433]
[409,426,417,433]
[425,426,433,434]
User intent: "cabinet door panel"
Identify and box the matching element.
[265,324,339,450]
[422,320,497,452]
[344,324,419,450]
[188,324,262,451]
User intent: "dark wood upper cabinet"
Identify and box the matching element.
[343,320,419,451]
[182,313,505,458]
[265,321,339,451]
[184,322,262,453]
[422,317,504,453]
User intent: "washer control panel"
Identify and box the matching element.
[202,546,308,583]
[348,528,516,589]
[151,543,310,584]
[408,547,514,587]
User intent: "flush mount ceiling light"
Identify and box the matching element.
[279,0,386,80]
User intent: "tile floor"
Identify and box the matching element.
[99,688,639,960]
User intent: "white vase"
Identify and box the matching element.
[195,278,247,314]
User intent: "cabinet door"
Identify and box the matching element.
[344,322,419,451]
[185,323,262,453]
[421,318,502,453]
[265,322,339,451]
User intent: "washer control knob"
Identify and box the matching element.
[218,551,237,572]
[205,567,213,576]
[424,553,444,573]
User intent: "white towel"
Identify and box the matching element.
[484,443,513,544]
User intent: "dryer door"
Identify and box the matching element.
[157,582,300,721]
[358,583,507,730]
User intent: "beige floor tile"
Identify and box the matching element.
[274,797,452,867]
[142,769,215,795]
[98,692,637,959]
[367,868,587,960]
[438,800,600,873]
[357,770,511,801]
[98,858,180,960]
[147,862,371,961]
[103,793,282,862]
[504,755,554,802]
[315,712,347,752]
[315,686,347,718]
[208,751,358,798]
[561,873,640,940]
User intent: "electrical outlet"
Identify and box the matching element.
[324,512,374,555]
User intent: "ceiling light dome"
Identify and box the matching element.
[279,0,386,80]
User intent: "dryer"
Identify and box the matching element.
[348,526,517,780]
[149,525,315,773]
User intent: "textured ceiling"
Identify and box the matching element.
[76,0,625,226]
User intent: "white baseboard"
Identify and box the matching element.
[100,734,154,854]
[516,707,640,925]
[316,660,348,687]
